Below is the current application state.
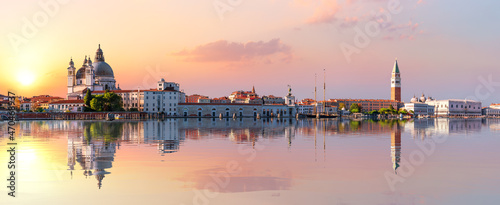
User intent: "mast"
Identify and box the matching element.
[314,73,317,115]
[323,69,326,115]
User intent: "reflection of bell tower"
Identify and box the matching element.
[391,124,401,174]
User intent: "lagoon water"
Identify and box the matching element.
[1,118,499,205]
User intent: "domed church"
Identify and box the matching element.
[67,45,120,99]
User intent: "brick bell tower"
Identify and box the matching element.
[391,59,401,102]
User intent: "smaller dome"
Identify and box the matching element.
[69,58,74,66]
[420,94,426,103]
[410,95,418,103]
[76,67,86,79]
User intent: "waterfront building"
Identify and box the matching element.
[327,99,402,112]
[211,97,231,104]
[296,99,315,115]
[426,99,482,117]
[404,94,435,116]
[179,103,261,117]
[228,86,259,103]
[20,100,31,111]
[186,94,209,103]
[143,78,185,115]
[93,89,144,111]
[391,59,401,102]
[263,95,285,105]
[482,104,500,117]
[48,100,85,112]
[67,45,120,99]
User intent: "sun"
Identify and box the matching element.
[17,70,35,86]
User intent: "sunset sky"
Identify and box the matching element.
[1,0,499,104]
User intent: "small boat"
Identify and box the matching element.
[115,115,125,120]
[106,113,115,121]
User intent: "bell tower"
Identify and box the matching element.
[391,59,401,102]
[67,58,76,94]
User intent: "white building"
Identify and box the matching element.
[426,99,482,116]
[49,100,85,112]
[143,79,185,115]
[483,104,500,117]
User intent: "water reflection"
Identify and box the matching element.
[391,124,401,174]
[1,118,498,196]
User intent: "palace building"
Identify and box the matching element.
[67,44,120,99]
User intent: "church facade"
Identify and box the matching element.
[67,44,120,99]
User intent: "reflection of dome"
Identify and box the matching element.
[93,61,114,77]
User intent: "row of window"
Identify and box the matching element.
[145,103,177,107]
[146,95,177,100]
[145,108,177,112]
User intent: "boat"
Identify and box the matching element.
[115,115,125,120]
[106,113,115,121]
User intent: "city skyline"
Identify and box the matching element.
[1,0,500,105]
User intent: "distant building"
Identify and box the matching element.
[426,99,482,116]
[211,97,231,104]
[482,104,500,117]
[49,100,85,112]
[404,94,435,116]
[186,94,209,103]
[327,99,402,112]
[228,86,259,103]
[93,89,143,111]
[391,59,401,102]
[67,45,120,99]
[143,78,185,115]
[263,95,285,105]
[179,103,261,117]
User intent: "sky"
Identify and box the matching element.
[1,0,500,105]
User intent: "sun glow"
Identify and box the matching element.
[17,70,35,86]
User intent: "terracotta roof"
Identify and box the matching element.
[329,99,400,103]
[179,103,261,106]
[49,100,84,104]
[92,90,139,94]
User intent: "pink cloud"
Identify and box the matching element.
[306,0,340,24]
[173,39,293,64]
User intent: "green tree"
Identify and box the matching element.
[90,92,123,111]
[90,95,104,111]
[35,107,44,112]
[350,103,361,113]
[398,109,408,115]
[338,103,346,110]
[84,89,93,108]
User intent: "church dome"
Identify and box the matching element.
[76,67,86,79]
[420,94,426,103]
[410,95,418,103]
[92,61,114,77]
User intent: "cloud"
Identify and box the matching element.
[173,39,293,64]
[306,0,340,24]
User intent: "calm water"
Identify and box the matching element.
[1,118,499,205]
